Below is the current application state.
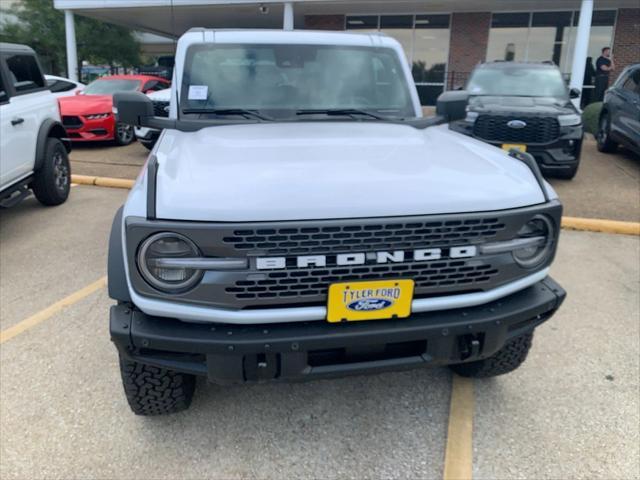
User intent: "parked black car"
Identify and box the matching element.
[454,62,584,180]
[597,64,640,156]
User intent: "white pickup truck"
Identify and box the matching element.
[109,29,566,415]
[0,43,71,208]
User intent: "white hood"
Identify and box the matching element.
[151,122,548,222]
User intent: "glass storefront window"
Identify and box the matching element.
[380,15,414,63]
[413,14,450,84]
[561,10,616,75]
[345,15,378,32]
[346,14,451,106]
[486,13,530,62]
[529,12,573,65]
[487,10,615,77]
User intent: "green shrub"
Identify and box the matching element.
[582,102,602,135]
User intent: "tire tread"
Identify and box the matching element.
[119,357,196,416]
[32,138,70,206]
[450,332,533,378]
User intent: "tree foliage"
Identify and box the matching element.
[0,0,140,75]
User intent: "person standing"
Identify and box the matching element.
[594,47,615,101]
[582,57,595,107]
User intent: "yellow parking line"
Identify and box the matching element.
[443,375,474,480]
[0,277,107,344]
[561,216,640,236]
[71,174,135,189]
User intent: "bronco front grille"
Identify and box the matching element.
[223,218,506,256]
[473,115,559,144]
[225,260,499,301]
[125,204,562,311]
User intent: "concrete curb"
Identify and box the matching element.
[70,175,640,236]
[561,216,640,236]
[71,174,135,189]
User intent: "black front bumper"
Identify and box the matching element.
[487,134,583,177]
[111,277,565,385]
[452,122,583,176]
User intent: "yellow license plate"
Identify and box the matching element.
[327,279,414,323]
[502,143,527,152]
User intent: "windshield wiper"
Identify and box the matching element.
[182,108,272,121]
[296,109,387,120]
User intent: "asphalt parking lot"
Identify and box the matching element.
[69,135,640,222]
[0,184,638,479]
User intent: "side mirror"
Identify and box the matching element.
[436,90,470,122]
[75,90,82,95]
[569,87,581,99]
[113,91,154,126]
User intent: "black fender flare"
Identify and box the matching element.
[108,206,132,302]
[35,119,71,171]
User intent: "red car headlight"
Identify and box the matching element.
[85,113,111,120]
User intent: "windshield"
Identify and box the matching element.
[467,67,567,97]
[83,78,141,95]
[181,44,415,118]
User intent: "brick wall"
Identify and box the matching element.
[304,15,345,30]
[447,12,491,88]
[612,8,640,78]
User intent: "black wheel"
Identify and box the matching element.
[32,138,70,206]
[450,332,534,378]
[114,122,135,146]
[596,112,618,153]
[119,356,196,416]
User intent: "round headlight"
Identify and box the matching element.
[137,232,203,292]
[513,215,555,268]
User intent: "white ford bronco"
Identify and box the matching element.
[0,43,71,208]
[110,30,566,415]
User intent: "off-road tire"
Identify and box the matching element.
[119,356,196,415]
[596,112,618,153]
[114,122,135,146]
[450,332,534,378]
[32,137,70,206]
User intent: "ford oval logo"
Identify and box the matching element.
[347,298,393,312]
[507,119,527,129]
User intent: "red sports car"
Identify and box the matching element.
[59,74,170,145]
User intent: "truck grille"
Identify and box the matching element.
[62,115,83,129]
[225,260,499,301]
[126,204,562,311]
[153,100,169,117]
[223,218,506,255]
[473,115,559,144]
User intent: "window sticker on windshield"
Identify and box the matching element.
[188,85,208,100]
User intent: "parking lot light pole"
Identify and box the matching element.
[64,10,79,82]
[283,2,294,31]
[569,0,593,110]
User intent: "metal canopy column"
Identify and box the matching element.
[569,0,594,109]
[64,10,78,82]
[283,2,294,30]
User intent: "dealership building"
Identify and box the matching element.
[54,0,639,105]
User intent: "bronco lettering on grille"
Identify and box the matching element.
[255,246,477,270]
